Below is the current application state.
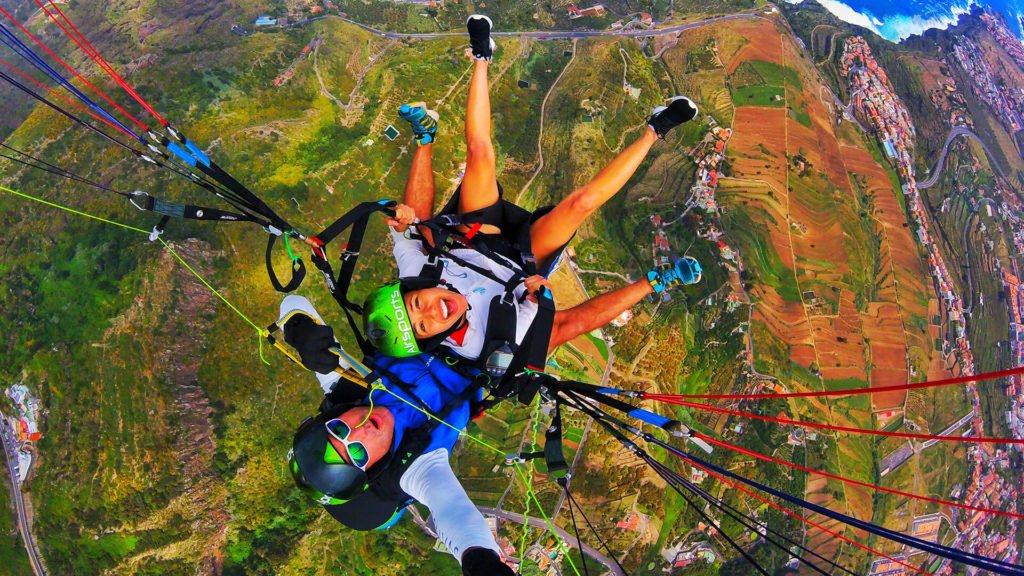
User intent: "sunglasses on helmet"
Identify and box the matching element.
[324,418,371,470]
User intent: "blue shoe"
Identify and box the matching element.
[647,257,702,293]
[398,103,439,146]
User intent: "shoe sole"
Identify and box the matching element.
[466,14,495,58]
[466,14,493,31]
[399,103,440,133]
[651,95,699,119]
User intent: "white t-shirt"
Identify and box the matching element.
[391,228,538,361]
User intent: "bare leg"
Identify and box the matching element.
[548,279,655,351]
[404,143,435,221]
[459,58,500,215]
[530,127,658,268]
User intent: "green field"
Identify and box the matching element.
[728,60,800,108]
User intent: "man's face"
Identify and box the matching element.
[327,406,395,469]
[404,287,467,339]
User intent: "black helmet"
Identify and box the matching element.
[288,411,370,505]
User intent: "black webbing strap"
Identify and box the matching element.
[130,192,264,224]
[475,286,556,408]
[411,217,526,289]
[266,234,306,293]
[515,287,556,404]
[306,201,397,353]
[316,201,397,245]
[544,401,568,475]
[553,379,652,418]
[201,161,291,229]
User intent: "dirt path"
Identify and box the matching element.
[516,38,578,204]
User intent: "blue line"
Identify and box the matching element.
[0,24,138,138]
[166,141,197,167]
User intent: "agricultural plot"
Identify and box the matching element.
[728,60,799,108]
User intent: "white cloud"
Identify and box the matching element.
[815,0,978,42]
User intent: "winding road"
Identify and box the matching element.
[478,506,626,575]
[290,13,762,41]
[919,126,1006,189]
[0,414,45,575]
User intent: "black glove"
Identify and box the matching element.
[283,314,338,374]
[461,547,514,576]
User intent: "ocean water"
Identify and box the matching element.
[789,0,1024,42]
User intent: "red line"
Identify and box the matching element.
[654,397,1022,444]
[696,432,1023,519]
[36,0,167,126]
[0,57,133,138]
[682,457,931,575]
[0,6,148,131]
[645,365,1024,401]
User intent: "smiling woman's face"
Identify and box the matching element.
[403,287,468,339]
[326,406,395,469]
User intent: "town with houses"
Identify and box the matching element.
[2,383,41,486]
[952,37,1024,136]
[841,27,1024,575]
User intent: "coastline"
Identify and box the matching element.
[786,0,1023,42]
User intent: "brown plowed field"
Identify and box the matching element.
[728,107,790,200]
[812,290,868,381]
[753,286,813,348]
[725,21,784,73]
[803,477,845,565]
[840,144,934,408]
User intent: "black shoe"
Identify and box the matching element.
[467,14,495,61]
[648,96,699,139]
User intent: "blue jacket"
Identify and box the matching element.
[369,353,482,455]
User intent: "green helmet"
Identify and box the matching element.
[288,413,368,505]
[363,281,421,358]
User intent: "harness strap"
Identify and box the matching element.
[544,401,568,476]
[265,233,306,293]
[306,200,397,352]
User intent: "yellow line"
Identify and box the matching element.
[2,183,580,571]
[0,185,149,234]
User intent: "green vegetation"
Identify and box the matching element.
[728,60,799,108]
[1,2,1004,574]
[731,85,785,106]
[717,195,801,302]
[0,480,31,575]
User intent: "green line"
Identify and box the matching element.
[379,387,579,574]
[2,183,582,572]
[0,185,149,234]
[0,184,263,333]
[519,397,541,567]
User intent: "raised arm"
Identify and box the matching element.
[399,448,512,574]
[548,279,655,351]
